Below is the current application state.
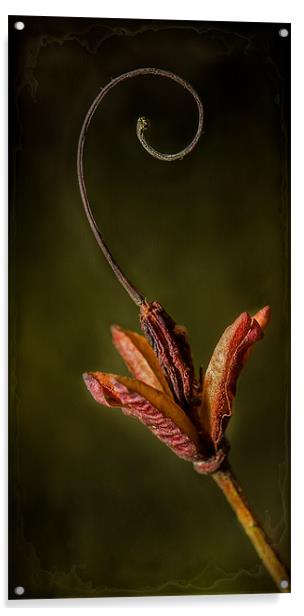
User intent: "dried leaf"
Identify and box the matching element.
[111,325,173,398]
[83,372,201,461]
[199,310,268,448]
[140,301,195,408]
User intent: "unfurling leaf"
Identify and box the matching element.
[83,372,202,461]
[199,307,271,449]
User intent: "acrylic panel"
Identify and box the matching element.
[9,16,290,599]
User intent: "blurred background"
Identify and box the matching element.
[9,16,290,598]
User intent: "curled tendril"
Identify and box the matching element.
[77,67,204,305]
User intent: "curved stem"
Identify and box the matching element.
[77,68,203,305]
[212,465,290,592]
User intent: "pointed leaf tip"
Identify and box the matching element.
[253,305,271,331]
[83,371,121,406]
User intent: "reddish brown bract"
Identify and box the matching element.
[139,301,195,408]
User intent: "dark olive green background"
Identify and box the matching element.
[9,16,290,599]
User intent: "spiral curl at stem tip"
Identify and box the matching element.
[77,68,204,305]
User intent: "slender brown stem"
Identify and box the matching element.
[77,68,203,305]
[212,465,290,592]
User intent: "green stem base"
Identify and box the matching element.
[212,466,290,593]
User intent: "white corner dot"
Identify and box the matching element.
[279,28,289,38]
[14,21,25,31]
[280,579,289,589]
[14,586,25,596]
